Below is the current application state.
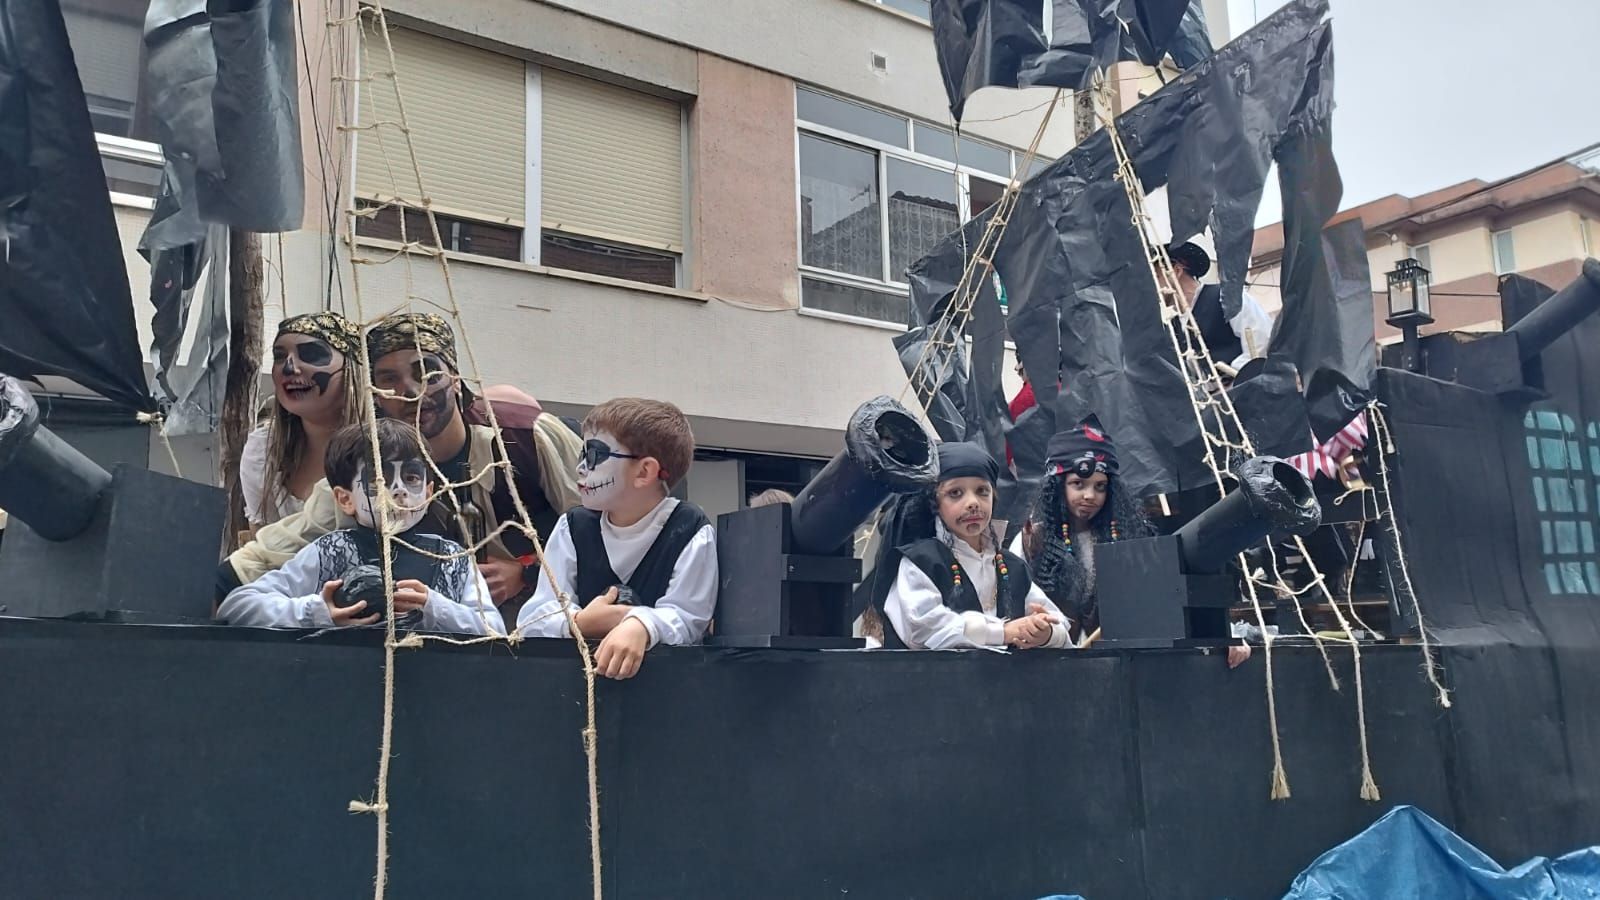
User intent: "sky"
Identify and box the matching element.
[1225,0,1600,225]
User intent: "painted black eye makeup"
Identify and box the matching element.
[295,340,335,367]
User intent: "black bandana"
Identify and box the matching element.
[365,312,458,372]
[1045,419,1119,479]
[277,312,363,361]
[936,442,999,485]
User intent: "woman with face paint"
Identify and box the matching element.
[1013,418,1153,645]
[869,442,1073,651]
[240,313,368,528]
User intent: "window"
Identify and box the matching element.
[353,26,684,287]
[1523,410,1600,595]
[796,87,1019,323]
[1410,244,1432,274]
[1582,218,1593,257]
[58,0,164,200]
[1492,229,1517,275]
[873,0,931,21]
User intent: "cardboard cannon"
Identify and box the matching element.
[714,396,936,647]
[0,375,224,622]
[1390,257,1600,399]
[1097,456,1322,647]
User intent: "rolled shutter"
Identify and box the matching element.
[541,68,683,253]
[355,26,525,225]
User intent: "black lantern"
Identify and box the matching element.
[1386,257,1433,372]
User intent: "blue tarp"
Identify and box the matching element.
[1284,806,1600,899]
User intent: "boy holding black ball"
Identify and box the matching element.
[217,419,500,636]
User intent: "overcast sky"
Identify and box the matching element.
[1226,0,1600,225]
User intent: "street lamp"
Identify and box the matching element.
[1386,257,1433,373]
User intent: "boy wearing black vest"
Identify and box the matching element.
[872,443,1071,650]
[516,398,716,679]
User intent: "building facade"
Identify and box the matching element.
[64,0,1229,511]
[1250,145,1600,343]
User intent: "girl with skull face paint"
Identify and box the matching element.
[1013,418,1152,644]
[241,313,369,527]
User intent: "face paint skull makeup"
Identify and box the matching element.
[577,432,636,511]
[353,459,431,533]
[272,336,345,412]
[373,351,458,439]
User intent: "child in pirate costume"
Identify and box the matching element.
[1013,419,1153,645]
[218,420,501,636]
[516,399,716,680]
[873,442,1071,651]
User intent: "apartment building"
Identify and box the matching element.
[1250,145,1600,343]
[62,0,1228,510]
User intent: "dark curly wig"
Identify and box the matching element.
[1019,471,1152,636]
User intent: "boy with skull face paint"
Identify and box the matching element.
[516,399,716,680]
[218,420,501,635]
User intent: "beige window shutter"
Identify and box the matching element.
[541,68,683,253]
[355,26,525,226]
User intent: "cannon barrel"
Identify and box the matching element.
[1507,257,1600,361]
[0,375,114,541]
[1174,457,1320,574]
[788,396,937,556]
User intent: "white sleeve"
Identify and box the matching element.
[1008,532,1025,557]
[885,557,1005,650]
[421,561,504,637]
[624,523,717,648]
[1230,291,1276,369]
[217,538,336,629]
[239,425,271,526]
[1022,579,1074,649]
[515,514,579,639]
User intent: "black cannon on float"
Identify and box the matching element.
[0,375,224,622]
[713,396,936,648]
[1389,257,1600,398]
[1096,456,1322,647]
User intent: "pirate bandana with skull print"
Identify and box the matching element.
[1044,419,1120,479]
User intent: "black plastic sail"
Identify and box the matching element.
[1173,456,1320,574]
[789,397,938,556]
[0,375,114,541]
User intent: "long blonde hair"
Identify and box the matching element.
[260,360,371,522]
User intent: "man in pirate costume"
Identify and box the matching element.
[218,419,500,635]
[1163,241,1275,374]
[1013,419,1154,645]
[871,442,1072,651]
[220,313,582,629]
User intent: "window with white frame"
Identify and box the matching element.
[1492,228,1517,275]
[796,86,1023,324]
[1410,243,1432,275]
[353,26,685,288]
[875,0,931,20]
[58,0,164,202]
[1582,217,1593,257]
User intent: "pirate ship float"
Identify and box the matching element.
[4,0,1600,897]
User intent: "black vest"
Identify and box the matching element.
[567,502,710,608]
[883,538,1034,649]
[1190,283,1243,364]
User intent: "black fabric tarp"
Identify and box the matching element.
[930,0,1192,121]
[909,0,1336,498]
[0,0,153,412]
[8,619,1598,900]
[139,0,304,433]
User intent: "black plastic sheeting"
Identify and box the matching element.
[908,0,1336,498]
[930,0,1193,121]
[4,618,1599,900]
[140,0,305,433]
[0,0,153,412]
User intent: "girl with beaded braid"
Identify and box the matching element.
[875,443,1072,650]
[1013,418,1152,644]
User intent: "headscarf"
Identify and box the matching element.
[936,441,1000,485]
[365,312,458,372]
[1045,418,1120,479]
[276,312,362,361]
